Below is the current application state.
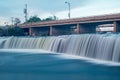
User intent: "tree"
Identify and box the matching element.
[53,15,58,20]
[42,16,58,21]
[7,27,25,36]
[42,17,53,21]
[27,15,41,23]
[0,27,25,36]
[14,18,21,27]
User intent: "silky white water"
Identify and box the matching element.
[0,34,120,80]
[0,34,120,62]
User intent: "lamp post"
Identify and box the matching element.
[24,4,28,22]
[65,1,71,19]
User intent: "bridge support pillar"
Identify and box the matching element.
[76,24,80,34]
[29,27,35,36]
[50,26,53,36]
[113,21,117,32]
[29,27,32,36]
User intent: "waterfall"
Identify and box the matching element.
[0,34,120,62]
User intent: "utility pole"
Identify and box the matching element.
[24,4,28,22]
[65,1,71,19]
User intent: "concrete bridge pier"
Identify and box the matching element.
[50,25,53,36]
[75,24,80,34]
[29,27,32,36]
[113,21,117,32]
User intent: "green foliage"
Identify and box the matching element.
[27,15,41,23]
[8,27,25,36]
[42,16,58,21]
[14,18,21,26]
[26,15,58,23]
[0,27,25,36]
[42,17,53,21]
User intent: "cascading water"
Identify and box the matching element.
[0,34,120,62]
[1,34,120,80]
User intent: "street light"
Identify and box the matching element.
[65,1,71,19]
[24,4,28,22]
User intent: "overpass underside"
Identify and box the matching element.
[22,21,120,36]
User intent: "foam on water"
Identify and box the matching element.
[0,49,120,66]
[0,48,120,80]
[0,49,51,54]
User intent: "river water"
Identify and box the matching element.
[0,34,120,80]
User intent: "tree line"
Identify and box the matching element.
[0,27,25,36]
[0,16,58,36]
[26,15,58,23]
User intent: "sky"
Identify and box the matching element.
[0,0,120,25]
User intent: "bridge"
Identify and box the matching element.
[20,13,120,36]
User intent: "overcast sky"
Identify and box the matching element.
[0,0,120,25]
